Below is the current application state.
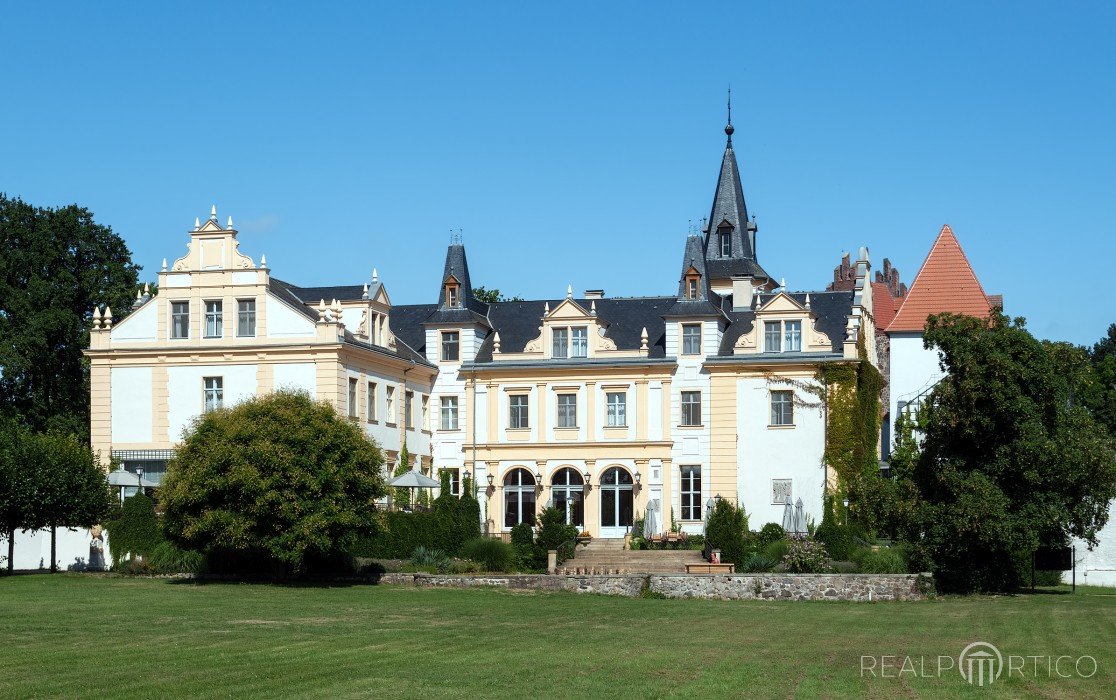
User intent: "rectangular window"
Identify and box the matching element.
[687,277,698,299]
[720,231,731,257]
[386,386,396,424]
[441,331,460,361]
[681,391,702,426]
[571,326,588,358]
[236,299,256,337]
[348,377,358,418]
[764,321,781,352]
[509,394,529,429]
[440,396,459,430]
[772,479,793,505]
[421,395,429,430]
[771,390,794,426]
[682,323,702,355]
[606,391,627,427]
[446,286,459,308]
[557,393,577,428]
[445,468,460,497]
[366,382,377,422]
[552,328,568,358]
[171,301,190,339]
[203,377,223,412]
[405,391,414,430]
[784,320,802,352]
[681,466,701,520]
[204,301,223,338]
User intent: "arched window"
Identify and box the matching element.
[551,467,585,527]
[503,468,536,528]
[599,466,634,533]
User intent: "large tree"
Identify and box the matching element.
[0,420,36,573]
[0,194,140,437]
[896,312,1116,593]
[159,391,387,573]
[32,431,113,572]
[1083,323,1116,434]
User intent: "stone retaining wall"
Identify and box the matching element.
[650,573,928,601]
[378,572,930,601]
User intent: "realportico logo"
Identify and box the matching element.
[958,642,1003,687]
[860,641,1098,687]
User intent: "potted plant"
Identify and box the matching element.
[576,529,592,544]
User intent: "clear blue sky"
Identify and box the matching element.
[3,2,1113,345]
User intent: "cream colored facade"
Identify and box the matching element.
[86,209,436,486]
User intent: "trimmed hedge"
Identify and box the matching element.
[104,494,163,568]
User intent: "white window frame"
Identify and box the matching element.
[509,394,530,429]
[236,299,256,337]
[170,301,190,339]
[552,328,569,358]
[441,331,460,362]
[681,391,702,427]
[680,465,701,520]
[404,390,414,430]
[606,391,627,427]
[386,386,396,424]
[764,321,781,352]
[348,377,358,418]
[556,393,577,428]
[681,323,702,355]
[784,320,802,352]
[771,390,794,426]
[366,382,377,423]
[203,376,223,412]
[204,300,223,338]
[570,326,588,358]
[440,396,459,431]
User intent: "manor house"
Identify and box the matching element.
[87,117,877,539]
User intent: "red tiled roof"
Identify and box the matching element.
[886,225,994,333]
[872,282,901,331]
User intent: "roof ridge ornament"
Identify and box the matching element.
[725,86,734,145]
[194,217,200,230]
[210,204,217,221]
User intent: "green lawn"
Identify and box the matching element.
[0,575,1113,699]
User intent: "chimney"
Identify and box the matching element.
[731,277,753,311]
[584,289,605,299]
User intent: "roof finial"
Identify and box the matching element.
[210,204,217,221]
[372,267,379,282]
[725,86,734,144]
[194,217,200,230]
[567,284,573,299]
[227,215,234,229]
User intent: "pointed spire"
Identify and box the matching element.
[318,299,327,323]
[543,301,550,316]
[805,293,811,310]
[493,331,502,354]
[372,267,379,283]
[566,284,573,299]
[260,254,267,268]
[194,217,200,230]
[210,204,217,220]
[780,277,786,290]
[640,327,649,351]
[161,258,167,271]
[227,216,234,229]
[362,283,369,299]
[725,86,734,145]
[92,307,101,328]
[136,288,142,300]
[590,300,597,316]
[103,306,112,327]
[143,283,150,296]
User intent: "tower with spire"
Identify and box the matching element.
[700,90,773,300]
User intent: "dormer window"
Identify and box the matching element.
[446,284,459,308]
[685,267,701,300]
[720,230,732,257]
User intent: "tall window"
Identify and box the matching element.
[552,328,568,358]
[687,277,699,299]
[446,285,459,308]
[571,326,588,358]
[552,467,585,526]
[682,324,702,355]
[503,468,536,528]
[421,395,429,430]
[237,299,256,337]
[681,391,702,426]
[440,396,459,430]
[784,321,802,352]
[681,466,701,520]
[366,382,377,422]
[509,394,529,429]
[720,230,731,256]
[404,391,414,429]
[204,301,223,338]
[348,377,358,418]
[203,377,223,412]
[441,331,459,361]
[606,391,627,427]
[444,468,461,497]
[764,321,781,352]
[386,386,396,423]
[557,393,577,428]
[771,390,794,426]
[171,301,190,339]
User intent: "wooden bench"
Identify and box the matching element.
[685,563,735,574]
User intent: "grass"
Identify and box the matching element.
[1,575,1113,699]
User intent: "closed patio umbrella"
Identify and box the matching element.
[644,499,658,539]
[794,498,805,535]
[781,500,794,532]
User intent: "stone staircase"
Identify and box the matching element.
[556,538,704,575]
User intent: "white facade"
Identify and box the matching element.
[887,332,946,431]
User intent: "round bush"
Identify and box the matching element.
[461,537,515,572]
[782,538,832,574]
[756,523,786,550]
